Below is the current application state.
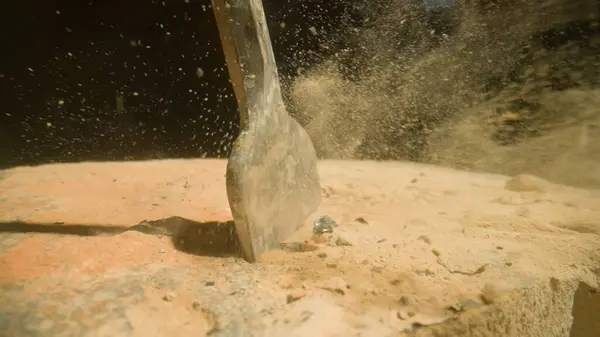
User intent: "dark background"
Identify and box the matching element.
[0,0,361,168]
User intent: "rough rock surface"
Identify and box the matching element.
[0,159,599,336]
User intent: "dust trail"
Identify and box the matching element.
[289,0,600,188]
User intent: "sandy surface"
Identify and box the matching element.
[0,159,599,336]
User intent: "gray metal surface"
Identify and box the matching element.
[212,0,321,262]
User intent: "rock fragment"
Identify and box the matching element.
[313,215,338,234]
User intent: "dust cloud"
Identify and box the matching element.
[287,0,600,188]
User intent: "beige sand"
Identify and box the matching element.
[0,159,598,336]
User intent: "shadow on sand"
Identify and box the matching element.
[0,216,242,257]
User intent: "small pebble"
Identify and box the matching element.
[352,217,369,225]
[418,235,432,244]
[446,299,482,313]
[396,311,411,320]
[280,242,319,252]
[313,215,337,234]
[335,235,353,246]
[286,290,306,304]
[163,292,175,301]
[447,302,463,313]
[480,283,503,304]
[319,277,348,295]
[398,295,412,305]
